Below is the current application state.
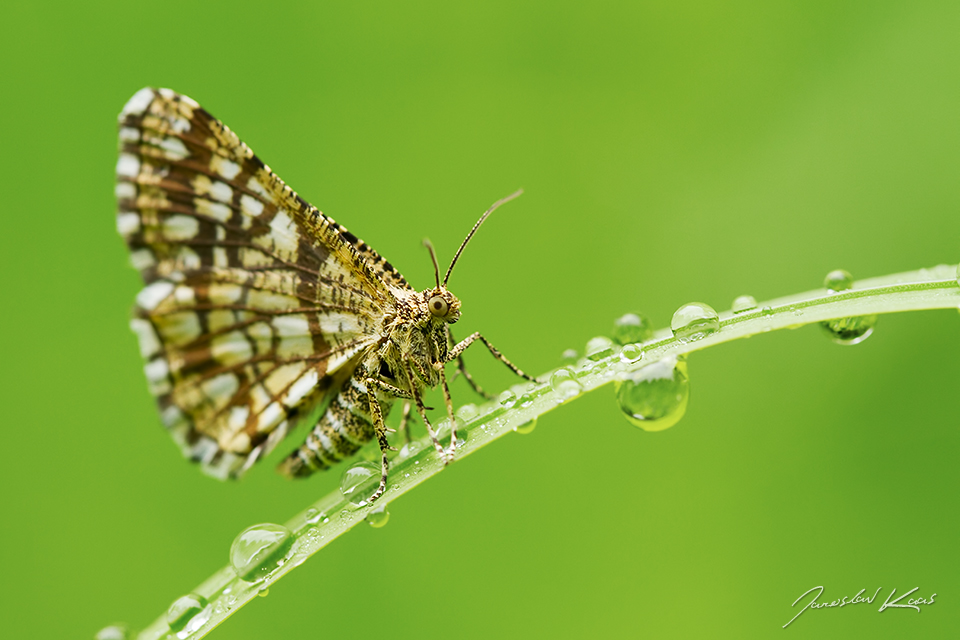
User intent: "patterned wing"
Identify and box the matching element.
[115,87,412,479]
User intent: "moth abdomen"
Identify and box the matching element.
[277,374,390,479]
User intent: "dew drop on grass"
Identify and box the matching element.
[257,588,269,598]
[612,312,654,345]
[95,625,129,640]
[518,392,534,408]
[615,355,689,431]
[305,508,323,525]
[229,523,295,584]
[339,461,381,507]
[498,390,517,408]
[761,306,774,317]
[166,594,209,633]
[821,315,877,345]
[398,440,421,459]
[820,269,876,344]
[549,367,582,400]
[824,269,854,293]
[585,335,616,361]
[731,295,757,314]
[619,343,643,364]
[515,417,537,435]
[671,302,719,343]
[366,503,390,528]
[436,416,467,449]
[456,403,479,421]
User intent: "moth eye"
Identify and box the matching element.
[429,296,448,317]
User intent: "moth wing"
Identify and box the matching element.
[116,87,411,479]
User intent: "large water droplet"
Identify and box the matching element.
[366,503,390,528]
[824,269,854,293]
[820,269,875,344]
[549,367,582,400]
[339,461,381,506]
[612,312,653,345]
[618,343,643,364]
[498,390,517,408]
[671,302,719,343]
[305,508,323,525]
[585,336,615,361]
[230,523,294,584]
[95,626,128,640]
[166,594,209,633]
[615,356,689,431]
[731,295,757,314]
[821,315,877,345]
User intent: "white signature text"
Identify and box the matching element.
[783,585,937,628]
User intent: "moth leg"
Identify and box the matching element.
[398,401,414,445]
[403,358,447,460]
[447,327,493,400]
[363,377,411,504]
[446,332,539,384]
[439,366,458,461]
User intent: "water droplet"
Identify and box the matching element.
[561,349,579,365]
[230,523,295,584]
[305,508,323,525]
[618,343,643,364]
[821,315,877,345]
[549,367,582,400]
[339,461,382,506]
[366,503,390,528]
[257,587,270,598]
[518,392,534,408]
[585,336,616,361]
[612,312,654,345]
[761,306,774,317]
[731,295,757,314]
[456,403,479,421]
[398,440,421,459]
[824,269,854,293]
[95,626,128,640]
[436,416,467,448]
[671,302,719,343]
[176,606,211,638]
[498,390,517,408]
[515,417,537,435]
[615,356,689,431]
[166,594,209,633]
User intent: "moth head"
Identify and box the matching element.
[423,288,461,324]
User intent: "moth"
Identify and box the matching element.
[115,88,535,503]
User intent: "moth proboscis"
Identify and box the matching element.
[115,87,536,503]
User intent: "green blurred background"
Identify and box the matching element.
[1,1,957,638]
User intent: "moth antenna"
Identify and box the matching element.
[422,238,442,290]
[443,188,523,286]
